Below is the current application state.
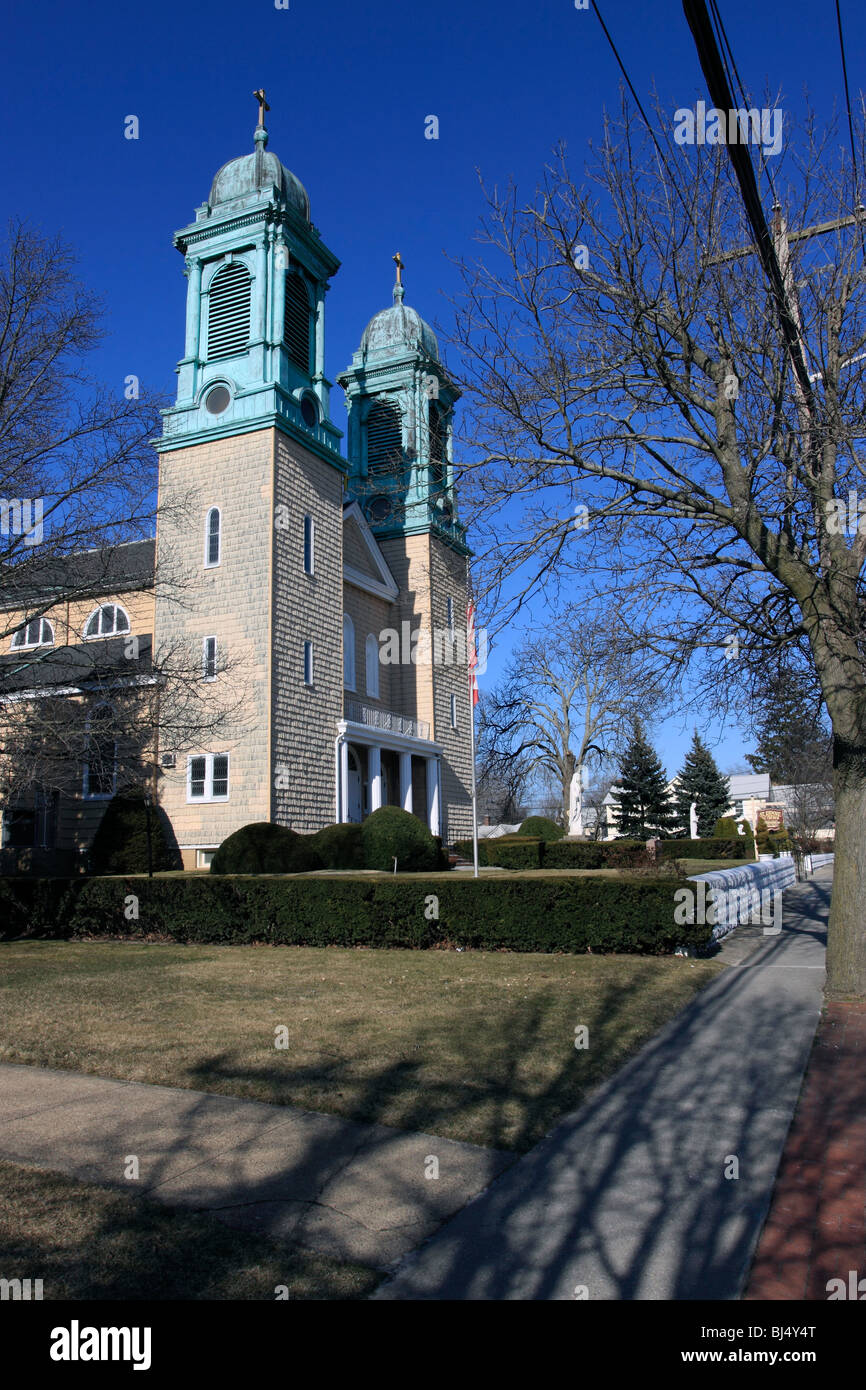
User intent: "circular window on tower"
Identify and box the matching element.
[300,395,318,429]
[368,495,392,523]
[204,385,231,415]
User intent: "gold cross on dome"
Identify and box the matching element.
[393,251,405,286]
[253,89,270,126]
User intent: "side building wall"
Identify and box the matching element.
[153,429,275,863]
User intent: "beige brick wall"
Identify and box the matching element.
[342,581,395,712]
[271,434,344,832]
[153,429,274,848]
[429,539,473,841]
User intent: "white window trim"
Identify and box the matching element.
[204,507,222,569]
[447,597,454,635]
[450,692,458,729]
[304,514,315,576]
[365,633,380,699]
[202,635,218,681]
[343,614,356,692]
[303,641,314,687]
[10,617,55,650]
[186,752,230,804]
[83,604,131,641]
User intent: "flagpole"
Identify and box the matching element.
[466,571,480,880]
[469,656,479,879]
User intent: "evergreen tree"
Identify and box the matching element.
[745,667,831,785]
[610,722,676,838]
[673,732,731,838]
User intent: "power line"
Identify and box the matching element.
[835,0,860,191]
[590,1,696,225]
[707,0,778,202]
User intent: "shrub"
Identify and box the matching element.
[310,822,365,870]
[210,823,323,875]
[0,874,713,954]
[541,840,605,869]
[657,837,750,861]
[485,837,543,869]
[601,840,652,869]
[360,806,440,872]
[88,788,179,874]
[519,816,565,841]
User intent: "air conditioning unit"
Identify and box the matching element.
[160,753,176,769]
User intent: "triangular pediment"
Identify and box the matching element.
[343,501,399,600]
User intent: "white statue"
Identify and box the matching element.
[568,766,584,837]
[689,801,699,838]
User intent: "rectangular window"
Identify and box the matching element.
[304,641,314,687]
[450,692,458,729]
[447,597,454,634]
[187,753,229,803]
[303,515,314,575]
[196,849,217,869]
[202,636,217,680]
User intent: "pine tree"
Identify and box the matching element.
[745,667,831,785]
[673,731,731,838]
[610,722,676,838]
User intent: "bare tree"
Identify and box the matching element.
[450,99,866,996]
[481,603,667,828]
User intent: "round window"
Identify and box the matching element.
[368,495,392,522]
[300,396,317,428]
[205,385,231,415]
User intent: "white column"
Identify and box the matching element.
[426,757,440,836]
[339,739,350,823]
[369,745,383,812]
[185,257,202,359]
[399,752,413,815]
[255,236,268,341]
[315,289,326,378]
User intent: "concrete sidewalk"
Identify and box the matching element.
[374,868,832,1299]
[0,1066,513,1270]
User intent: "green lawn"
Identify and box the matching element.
[0,1160,377,1301]
[0,941,722,1152]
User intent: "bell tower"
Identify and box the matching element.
[337,257,466,550]
[162,91,342,455]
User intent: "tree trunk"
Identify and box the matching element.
[825,737,866,999]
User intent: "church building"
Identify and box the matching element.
[0,98,474,871]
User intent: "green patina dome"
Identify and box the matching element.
[360,284,439,360]
[209,127,310,220]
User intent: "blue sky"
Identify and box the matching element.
[1,0,860,778]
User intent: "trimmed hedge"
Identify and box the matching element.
[0,874,712,955]
[484,837,543,869]
[310,822,365,870]
[210,823,323,875]
[657,838,751,861]
[452,837,651,870]
[360,806,440,872]
[89,789,179,874]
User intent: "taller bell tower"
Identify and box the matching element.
[162,92,342,455]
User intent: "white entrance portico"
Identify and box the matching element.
[335,701,443,836]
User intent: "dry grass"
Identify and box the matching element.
[0,1159,377,1300]
[0,941,722,1152]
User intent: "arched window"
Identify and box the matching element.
[11,617,54,649]
[84,605,130,639]
[365,633,380,699]
[429,400,446,489]
[343,614,356,691]
[207,262,251,361]
[284,272,312,372]
[366,398,402,477]
[205,507,221,567]
[83,704,116,798]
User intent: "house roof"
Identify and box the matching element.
[0,539,155,611]
[0,633,153,696]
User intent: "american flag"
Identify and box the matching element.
[467,600,479,706]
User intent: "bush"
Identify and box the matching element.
[518,816,565,841]
[485,837,543,869]
[360,806,440,872]
[310,822,365,870]
[88,788,179,874]
[657,837,750,861]
[541,840,605,869]
[0,873,713,954]
[210,823,323,875]
[601,840,652,869]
